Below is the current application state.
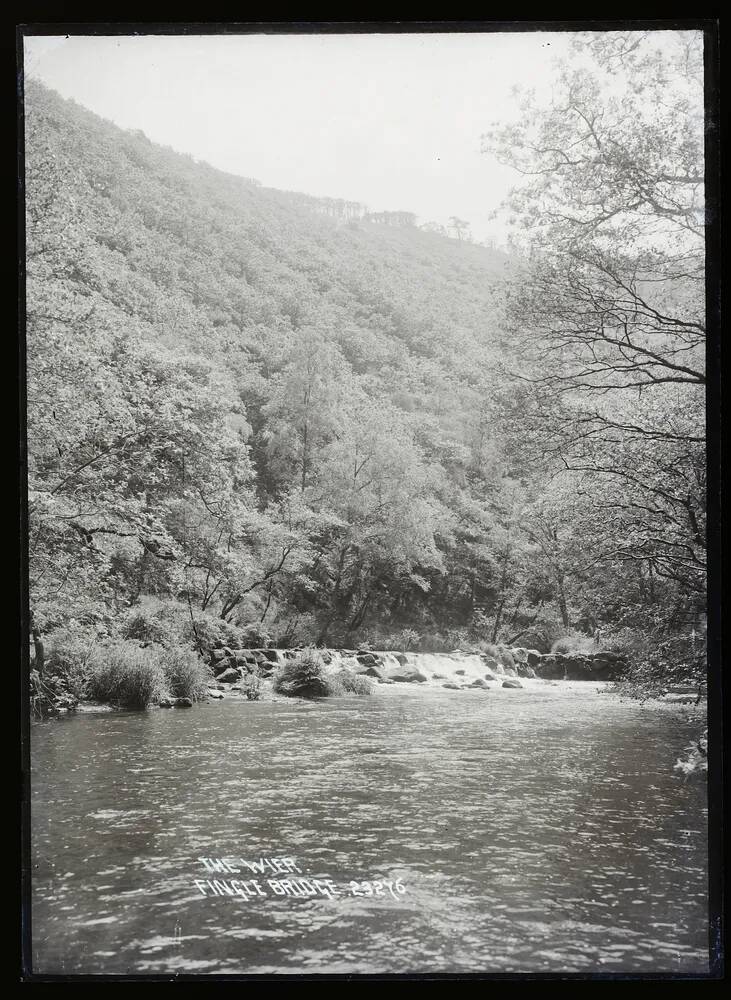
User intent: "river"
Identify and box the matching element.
[30,684,709,975]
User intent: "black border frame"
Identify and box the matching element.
[16,16,725,983]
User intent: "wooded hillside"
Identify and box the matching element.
[25,46,705,689]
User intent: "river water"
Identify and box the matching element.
[30,685,709,975]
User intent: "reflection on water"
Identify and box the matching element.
[31,687,709,974]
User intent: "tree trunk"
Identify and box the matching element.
[30,614,44,675]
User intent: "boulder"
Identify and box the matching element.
[394,653,409,666]
[211,649,226,662]
[357,653,379,667]
[526,650,541,667]
[563,656,592,680]
[386,667,428,683]
[455,669,466,676]
[207,689,224,700]
[158,697,175,708]
[258,649,279,663]
[216,667,241,684]
[469,678,490,689]
[354,663,385,679]
[502,679,523,689]
[441,682,461,690]
[175,697,194,707]
[534,655,565,679]
[483,671,498,681]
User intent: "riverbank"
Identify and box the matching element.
[33,643,705,717]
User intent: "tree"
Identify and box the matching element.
[481,29,706,677]
[448,217,471,241]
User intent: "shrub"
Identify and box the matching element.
[272,649,331,698]
[239,673,262,701]
[42,625,101,701]
[272,612,321,648]
[479,643,515,669]
[238,624,272,648]
[414,631,451,653]
[551,631,595,655]
[88,642,167,709]
[479,642,502,660]
[328,668,374,696]
[159,646,211,701]
[119,597,188,648]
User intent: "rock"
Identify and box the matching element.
[441,682,461,690]
[364,665,385,679]
[511,647,528,663]
[175,697,194,707]
[207,689,224,700]
[258,649,279,662]
[483,672,497,681]
[216,667,241,684]
[211,649,226,662]
[357,653,378,667]
[526,650,541,667]
[481,654,500,670]
[534,655,565,679]
[502,679,523,689]
[320,651,333,665]
[455,669,466,676]
[432,672,446,679]
[469,678,490,689]
[158,697,175,708]
[394,653,409,666]
[386,667,428,683]
[222,646,233,657]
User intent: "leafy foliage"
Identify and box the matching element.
[25,44,706,702]
[87,643,168,709]
[272,649,331,699]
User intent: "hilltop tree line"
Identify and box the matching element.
[25,31,706,692]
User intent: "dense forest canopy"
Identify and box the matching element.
[25,30,706,689]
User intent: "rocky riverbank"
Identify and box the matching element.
[37,642,704,715]
[197,643,629,702]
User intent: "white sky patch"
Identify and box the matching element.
[22,30,652,243]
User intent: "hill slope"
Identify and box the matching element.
[24,79,535,652]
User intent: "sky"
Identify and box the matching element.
[22,31,578,243]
